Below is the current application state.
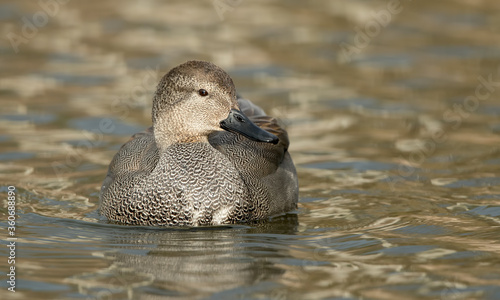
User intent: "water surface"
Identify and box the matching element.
[1,0,500,299]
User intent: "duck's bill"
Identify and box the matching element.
[220,109,279,144]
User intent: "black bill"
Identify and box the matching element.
[220,109,279,144]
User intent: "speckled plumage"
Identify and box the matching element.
[99,61,298,226]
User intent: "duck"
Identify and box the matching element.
[99,60,298,226]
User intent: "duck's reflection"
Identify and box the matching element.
[70,214,298,299]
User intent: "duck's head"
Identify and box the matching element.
[152,60,278,148]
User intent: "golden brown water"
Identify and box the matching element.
[1,0,500,299]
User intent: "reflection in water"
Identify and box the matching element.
[66,215,298,299]
[0,0,500,299]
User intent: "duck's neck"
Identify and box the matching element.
[153,125,209,151]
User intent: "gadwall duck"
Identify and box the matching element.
[99,60,298,226]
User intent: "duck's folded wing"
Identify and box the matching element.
[230,98,298,213]
[101,127,159,194]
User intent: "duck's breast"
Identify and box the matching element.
[134,142,253,225]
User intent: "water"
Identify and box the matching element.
[1,0,500,299]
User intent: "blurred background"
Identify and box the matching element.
[1,0,500,299]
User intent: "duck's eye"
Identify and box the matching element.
[198,89,209,97]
